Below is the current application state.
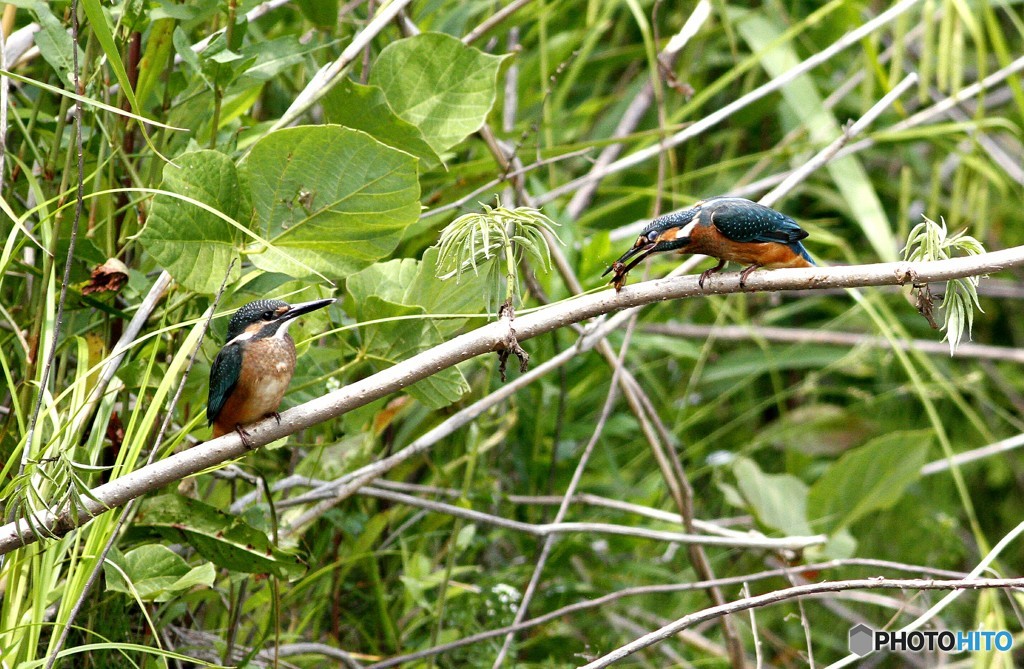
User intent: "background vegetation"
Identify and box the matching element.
[1,0,1023,667]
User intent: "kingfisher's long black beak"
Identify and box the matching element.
[602,238,659,277]
[279,298,334,322]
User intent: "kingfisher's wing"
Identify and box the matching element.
[709,201,809,245]
[207,342,242,425]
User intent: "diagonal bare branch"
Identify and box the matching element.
[2,247,1024,555]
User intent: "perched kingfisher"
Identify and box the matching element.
[604,197,815,291]
[207,298,334,447]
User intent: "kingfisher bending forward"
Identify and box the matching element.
[604,197,814,291]
[207,298,334,447]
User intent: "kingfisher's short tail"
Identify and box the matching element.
[791,242,815,266]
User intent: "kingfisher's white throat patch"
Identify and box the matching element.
[664,219,698,241]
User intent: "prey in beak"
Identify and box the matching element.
[602,234,662,291]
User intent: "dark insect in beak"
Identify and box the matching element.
[603,235,660,292]
[602,237,658,277]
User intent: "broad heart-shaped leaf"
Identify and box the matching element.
[104,544,215,602]
[347,247,493,333]
[808,430,931,533]
[242,125,421,279]
[323,79,441,169]
[351,295,469,409]
[134,494,305,580]
[139,150,243,293]
[408,247,495,327]
[370,33,507,155]
[733,457,813,537]
[339,247,499,408]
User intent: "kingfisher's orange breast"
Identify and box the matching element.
[212,336,297,438]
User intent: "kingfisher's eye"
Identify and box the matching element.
[646,230,659,242]
[262,310,276,320]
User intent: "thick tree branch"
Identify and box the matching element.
[2,248,1023,555]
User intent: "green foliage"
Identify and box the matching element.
[369,33,508,155]
[133,494,306,579]
[903,216,986,354]
[1,0,1022,667]
[103,544,216,602]
[243,125,422,280]
[436,200,561,309]
[141,150,244,292]
[807,430,932,533]
[730,457,813,536]
[323,79,442,168]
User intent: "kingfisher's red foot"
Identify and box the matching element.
[698,259,728,289]
[234,424,255,450]
[738,264,761,288]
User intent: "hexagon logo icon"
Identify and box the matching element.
[849,624,874,656]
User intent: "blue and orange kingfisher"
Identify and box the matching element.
[605,196,814,291]
[207,298,334,447]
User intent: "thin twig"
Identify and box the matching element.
[490,313,637,666]
[462,0,533,46]
[921,432,1024,475]
[566,0,711,219]
[581,578,1024,669]
[70,271,174,438]
[363,558,973,668]
[612,70,919,242]
[271,0,414,132]
[536,0,920,206]
[586,519,1024,668]
[761,72,918,208]
[355,486,824,550]
[641,322,1024,364]
[373,483,760,539]
[420,147,593,220]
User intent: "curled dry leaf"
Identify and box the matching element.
[83,258,130,295]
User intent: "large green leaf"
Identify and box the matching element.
[104,544,215,602]
[360,296,469,408]
[139,150,243,293]
[733,457,813,536]
[134,494,305,579]
[808,430,931,533]
[369,33,507,155]
[323,79,441,169]
[345,259,472,408]
[339,246,500,409]
[242,125,421,279]
[347,247,492,327]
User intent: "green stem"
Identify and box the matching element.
[210,0,238,148]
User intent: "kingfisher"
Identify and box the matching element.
[604,197,815,291]
[207,298,334,447]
